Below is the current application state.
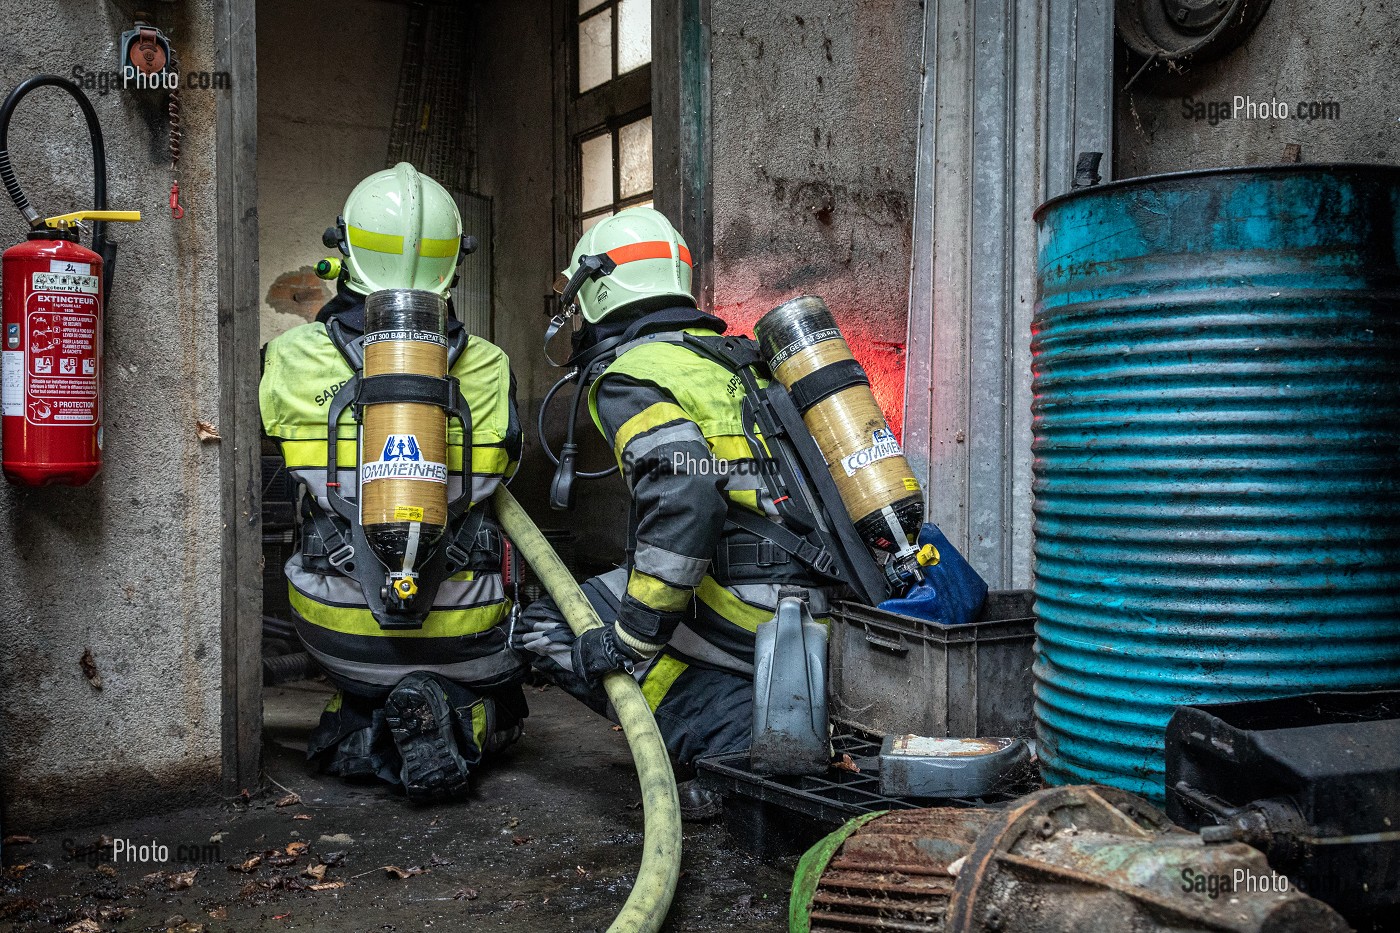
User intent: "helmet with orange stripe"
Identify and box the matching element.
[555,207,693,323]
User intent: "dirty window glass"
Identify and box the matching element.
[578,116,654,234]
[581,133,614,213]
[577,0,650,94]
[617,0,651,74]
[618,116,653,199]
[578,8,613,93]
[582,211,614,232]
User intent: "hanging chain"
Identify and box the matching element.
[168,48,183,219]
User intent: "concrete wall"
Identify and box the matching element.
[471,1,611,552]
[0,0,224,828]
[256,0,407,344]
[467,0,925,561]
[709,0,923,431]
[1118,0,1399,175]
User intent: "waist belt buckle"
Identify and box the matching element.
[446,542,472,570]
[756,539,783,567]
[327,543,355,569]
[809,548,837,577]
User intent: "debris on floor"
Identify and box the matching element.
[0,682,789,932]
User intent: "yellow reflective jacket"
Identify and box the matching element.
[260,319,523,696]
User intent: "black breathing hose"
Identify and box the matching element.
[537,367,621,509]
[0,75,113,292]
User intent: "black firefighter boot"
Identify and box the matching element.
[384,671,474,803]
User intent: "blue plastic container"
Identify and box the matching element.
[1032,164,1400,800]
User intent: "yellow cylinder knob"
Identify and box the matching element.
[392,575,419,600]
[916,543,940,567]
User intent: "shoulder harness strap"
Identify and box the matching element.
[302,317,495,628]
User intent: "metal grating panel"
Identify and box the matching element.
[455,193,492,338]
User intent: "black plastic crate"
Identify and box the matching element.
[696,726,1034,860]
[829,590,1037,739]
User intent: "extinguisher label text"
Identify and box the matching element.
[22,299,99,427]
[32,272,99,294]
[2,352,21,417]
[49,260,92,276]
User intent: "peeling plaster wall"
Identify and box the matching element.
[0,0,224,828]
[255,0,407,345]
[1117,0,1399,175]
[709,0,923,434]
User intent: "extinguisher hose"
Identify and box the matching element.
[0,74,113,291]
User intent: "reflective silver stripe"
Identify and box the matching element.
[473,474,503,503]
[286,555,505,609]
[301,641,522,689]
[595,566,629,598]
[622,421,707,462]
[633,542,709,587]
[668,622,754,675]
[721,472,767,492]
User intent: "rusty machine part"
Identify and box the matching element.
[792,785,1350,933]
[797,808,995,932]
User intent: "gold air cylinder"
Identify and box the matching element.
[754,295,924,553]
[359,288,450,582]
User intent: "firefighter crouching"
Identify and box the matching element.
[260,163,526,803]
[512,207,842,818]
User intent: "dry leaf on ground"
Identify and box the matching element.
[229,855,261,873]
[168,868,199,890]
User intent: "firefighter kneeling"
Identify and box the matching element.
[513,208,843,819]
[260,164,526,802]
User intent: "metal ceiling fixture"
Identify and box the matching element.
[1117,0,1273,63]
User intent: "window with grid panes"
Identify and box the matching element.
[574,0,653,234]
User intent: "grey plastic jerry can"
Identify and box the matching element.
[750,593,830,776]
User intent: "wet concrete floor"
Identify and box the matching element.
[0,680,791,931]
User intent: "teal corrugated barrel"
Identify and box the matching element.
[1032,165,1400,801]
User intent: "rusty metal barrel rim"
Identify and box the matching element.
[1033,161,1400,220]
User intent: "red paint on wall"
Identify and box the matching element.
[715,298,907,442]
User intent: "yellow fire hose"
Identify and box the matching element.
[493,486,682,933]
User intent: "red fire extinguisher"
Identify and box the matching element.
[0,75,139,486]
